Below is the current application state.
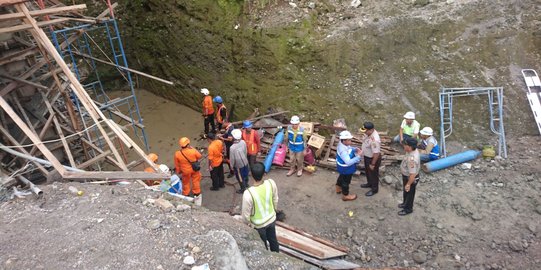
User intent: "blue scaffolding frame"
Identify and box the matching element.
[49,18,149,153]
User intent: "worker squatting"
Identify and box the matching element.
[143,89,442,251]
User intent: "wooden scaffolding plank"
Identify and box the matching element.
[41,92,76,167]
[76,150,111,169]
[0,73,48,90]
[275,226,347,260]
[0,18,70,34]
[0,4,87,21]
[324,135,336,161]
[62,171,169,181]
[0,125,49,175]
[276,221,349,253]
[0,46,38,66]
[279,246,360,270]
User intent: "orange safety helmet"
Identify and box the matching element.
[147,153,158,162]
[179,137,190,148]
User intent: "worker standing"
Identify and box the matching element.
[214,96,228,132]
[285,115,306,177]
[398,137,421,216]
[218,122,236,178]
[418,127,440,162]
[242,120,260,168]
[241,162,280,252]
[335,131,362,201]
[174,137,203,197]
[393,111,420,143]
[230,129,250,193]
[143,153,161,186]
[360,122,381,197]
[207,133,225,191]
[201,88,215,135]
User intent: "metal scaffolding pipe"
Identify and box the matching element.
[16,175,43,196]
[0,143,85,173]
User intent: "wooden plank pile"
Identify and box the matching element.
[0,1,170,187]
[257,121,403,173]
[276,221,360,269]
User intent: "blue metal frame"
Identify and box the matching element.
[50,18,150,153]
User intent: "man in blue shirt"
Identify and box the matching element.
[336,130,362,201]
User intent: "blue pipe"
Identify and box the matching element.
[264,128,284,172]
[422,150,480,173]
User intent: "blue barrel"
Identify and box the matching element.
[264,128,284,172]
[422,150,481,173]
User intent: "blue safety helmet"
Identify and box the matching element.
[213,96,223,103]
[243,120,253,128]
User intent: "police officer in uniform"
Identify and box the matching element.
[398,137,421,216]
[360,122,381,197]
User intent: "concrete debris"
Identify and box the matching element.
[146,219,161,230]
[177,204,191,211]
[383,175,394,185]
[183,256,196,265]
[308,2,316,9]
[460,163,472,170]
[154,198,174,212]
[412,251,427,264]
[350,0,362,8]
[508,240,523,252]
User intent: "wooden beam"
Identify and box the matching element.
[0,4,87,21]
[324,135,336,161]
[0,0,27,7]
[72,52,174,85]
[0,74,49,90]
[0,46,38,66]
[230,111,289,125]
[96,2,118,19]
[63,171,169,181]
[94,100,145,129]
[0,125,49,175]
[41,92,76,167]
[0,18,70,34]
[80,137,123,170]
[276,221,349,253]
[76,150,111,169]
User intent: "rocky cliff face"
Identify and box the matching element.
[107,0,539,140]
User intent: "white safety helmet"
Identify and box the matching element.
[420,127,433,136]
[339,130,353,140]
[158,164,170,174]
[200,88,210,95]
[403,111,415,119]
[290,115,300,124]
[232,129,242,140]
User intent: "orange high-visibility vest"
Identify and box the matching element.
[216,104,227,124]
[242,129,259,155]
[202,95,214,115]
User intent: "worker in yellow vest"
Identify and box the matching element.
[241,162,280,252]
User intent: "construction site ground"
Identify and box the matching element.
[1,90,540,269]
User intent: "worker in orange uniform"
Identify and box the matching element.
[213,96,228,132]
[242,120,261,168]
[174,137,203,196]
[143,153,161,186]
[207,133,225,190]
[201,88,215,135]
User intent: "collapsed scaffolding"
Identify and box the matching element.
[0,1,172,187]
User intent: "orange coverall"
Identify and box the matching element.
[174,147,203,196]
[208,139,224,167]
[143,167,161,186]
[202,95,214,116]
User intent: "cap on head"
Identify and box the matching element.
[420,127,433,136]
[213,96,223,103]
[403,137,418,148]
[158,164,170,174]
[147,153,158,162]
[207,132,216,140]
[243,120,253,128]
[363,121,375,130]
[232,129,242,140]
[290,115,300,124]
[403,111,415,120]
[250,162,265,181]
[179,137,190,147]
[200,88,210,95]
[339,130,353,140]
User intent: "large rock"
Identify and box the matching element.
[195,230,248,270]
[508,240,523,252]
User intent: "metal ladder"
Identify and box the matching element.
[488,88,507,158]
[439,92,453,157]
